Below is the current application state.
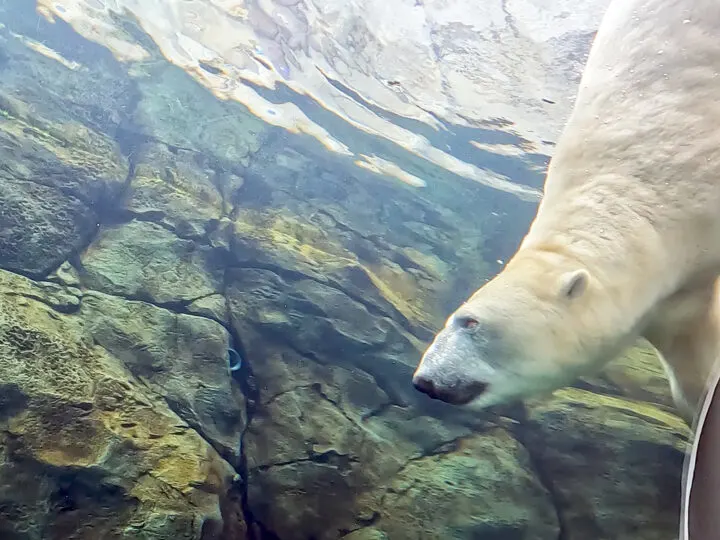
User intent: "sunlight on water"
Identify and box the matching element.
[30,0,611,200]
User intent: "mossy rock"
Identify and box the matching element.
[80,290,246,463]
[523,388,689,540]
[0,97,128,277]
[229,208,447,338]
[0,269,237,539]
[126,142,244,239]
[79,220,224,305]
[576,341,676,414]
[373,429,559,540]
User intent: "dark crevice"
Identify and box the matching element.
[374,433,473,510]
[210,167,243,221]
[311,382,357,425]
[2,290,81,314]
[248,326,410,412]
[47,142,140,284]
[24,265,234,335]
[164,397,240,471]
[188,291,224,304]
[253,450,361,473]
[388,434,468,480]
[360,401,397,422]
[0,172,113,282]
[146,471,197,506]
[325,275,429,341]
[263,384,317,406]
[114,124,207,160]
[0,171,97,210]
[309,207,379,244]
[98,207,223,245]
[78,287,212,317]
[223,269,270,540]
[0,263,45,284]
[264,383,398,428]
[509,407,568,540]
[307,206,443,282]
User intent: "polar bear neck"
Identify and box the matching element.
[517,188,720,420]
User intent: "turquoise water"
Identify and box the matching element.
[0,1,688,539]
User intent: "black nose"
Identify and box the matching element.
[412,375,489,405]
[413,374,437,397]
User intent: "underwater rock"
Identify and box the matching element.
[188,293,230,325]
[239,138,504,330]
[372,429,560,539]
[340,529,389,540]
[523,388,689,540]
[238,323,488,538]
[132,63,269,166]
[0,269,237,539]
[0,269,82,314]
[79,220,224,305]
[581,344,678,411]
[0,97,128,278]
[126,142,228,240]
[244,383,404,539]
[226,194,480,340]
[0,1,138,137]
[48,261,82,288]
[79,291,247,464]
[225,266,431,408]
[243,389,490,539]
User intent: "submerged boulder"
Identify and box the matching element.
[0,269,239,539]
[0,93,128,278]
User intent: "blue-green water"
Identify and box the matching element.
[0,1,689,539]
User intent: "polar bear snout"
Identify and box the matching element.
[412,313,500,406]
[412,373,489,405]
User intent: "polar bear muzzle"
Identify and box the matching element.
[412,312,502,406]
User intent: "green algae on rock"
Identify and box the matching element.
[125,142,228,240]
[225,266,430,408]
[373,429,560,540]
[78,220,225,305]
[79,291,247,465]
[0,95,128,278]
[581,343,678,411]
[523,388,689,540]
[0,269,239,539]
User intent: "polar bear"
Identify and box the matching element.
[412,0,720,423]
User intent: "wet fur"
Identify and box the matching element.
[414,0,720,423]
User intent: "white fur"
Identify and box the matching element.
[414,0,720,421]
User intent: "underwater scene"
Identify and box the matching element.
[0,0,691,539]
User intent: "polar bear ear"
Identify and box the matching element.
[559,269,589,300]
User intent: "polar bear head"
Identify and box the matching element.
[412,247,638,409]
